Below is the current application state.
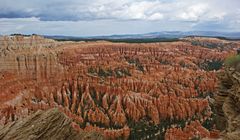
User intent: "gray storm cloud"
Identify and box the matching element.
[0,0,239,35]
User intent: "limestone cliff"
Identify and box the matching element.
[0,35,64,80]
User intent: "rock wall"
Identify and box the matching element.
[0,35,64,80]
[214,66,240,140]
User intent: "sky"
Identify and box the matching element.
[0,0,240,36]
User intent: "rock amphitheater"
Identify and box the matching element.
[0,35,240,140]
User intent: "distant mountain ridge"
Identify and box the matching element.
[44,31,240,40]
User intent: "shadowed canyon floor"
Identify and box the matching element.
[0,35,240,140]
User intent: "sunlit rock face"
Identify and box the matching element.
[0,35,239,139]
[0,35,63,78]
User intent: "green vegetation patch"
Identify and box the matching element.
[189,40,237,51]
[224,55,240,67]
[54,38,180,43]
[125,57,144,72]
[199,60,223,71]
[88,67,131,78]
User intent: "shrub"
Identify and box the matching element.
[224,55,240,67]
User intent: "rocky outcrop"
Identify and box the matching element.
[215,66,240,140]
[0,108,103,140]
[0,35,64,79]
[165,120,215,140]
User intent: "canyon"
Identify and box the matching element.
[0,35,240,140]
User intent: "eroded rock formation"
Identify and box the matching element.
[214,65,240,140]
[165,120,220,140]
[0,35,239,139]
[0,108,103,140]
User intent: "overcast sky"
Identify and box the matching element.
[0,0,240,36]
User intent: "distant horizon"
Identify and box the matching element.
[2,30,240,39]
[1,28,240,37]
